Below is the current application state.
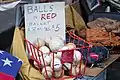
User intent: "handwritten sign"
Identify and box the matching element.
[24,2,65,43]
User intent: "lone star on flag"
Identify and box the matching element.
[2,58,13,67]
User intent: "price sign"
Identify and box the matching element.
[24,2,65,43]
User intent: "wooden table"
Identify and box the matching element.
[85,54,120,77]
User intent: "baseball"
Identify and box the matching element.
[66,43,76,49]
[40,54,51,67]
[56,46,69,59]
[39,46,50,54]
[50,52,57,59]
[45,37,52,47]
[54,69,64,78]
[73,50,82,62]
[33,61,39,68]
[70,65,80,76]
[33,38,45,48]
[72,61,80,66]
[63,63,72,71]
[56,35,65,43]
[81,64,85,74]
[42,66,53,79]
[48,36,65,51]
[51,58,62,71]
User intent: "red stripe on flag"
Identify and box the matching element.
[0,72,15,80]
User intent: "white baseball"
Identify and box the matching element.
[63,63,72,71]
[33,61,39,68]
[42,66,53,79]
[56,35,65,43]
[70,65,80,76]
[72,61,80,66]
[40,54,51,67]
[50,53,57,59]
[39,46,50,54]
[33,38,45,48]
[48,36,64,51]
[54,69,64,78]
[81,64,85,74]
[74,50,82,62]
[56,46,69,59]
[51,58,62,71]
[66,43,76,49]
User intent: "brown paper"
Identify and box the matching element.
[10,27,45,80]
[71,1,82,16]
[65,4,86,38]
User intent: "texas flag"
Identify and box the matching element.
[0,50,22,80]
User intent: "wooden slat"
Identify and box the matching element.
[84,54,120,77]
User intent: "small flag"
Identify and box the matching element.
[0,50,22,80]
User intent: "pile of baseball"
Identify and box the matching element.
[32,36,82,79]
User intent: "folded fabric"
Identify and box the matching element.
[0,72,14,80]
[10,27,45,80]
[0,0,21,11]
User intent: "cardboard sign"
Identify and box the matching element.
[24,2,65,44]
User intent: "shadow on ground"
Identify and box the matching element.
[107,62,120,80]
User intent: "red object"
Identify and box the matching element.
[0,72,15,80]
[24,31,90,79]
[61,49,74,63]
[90,53,99,60]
